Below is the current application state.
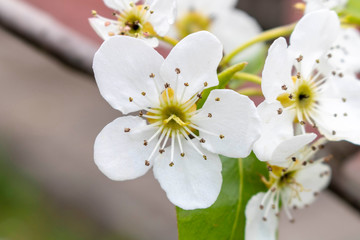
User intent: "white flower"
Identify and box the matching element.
[304,0,348,13]
[93,31,261,210]
[261,10,360,145]
[169,0,264,63]
[89,0,176,47]
[326,28,360,76]
[245,139,332,240]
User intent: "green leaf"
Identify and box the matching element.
[176,153,268,240]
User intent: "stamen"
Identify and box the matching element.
[169,136,175,167]
[176,130,185,157]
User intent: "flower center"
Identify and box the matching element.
[117,4,155,37]
[176,11,212,38]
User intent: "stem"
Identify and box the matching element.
[238,88,263,97]
[220,22,297,67]
[155,34,179,46]
[233,72,262,85]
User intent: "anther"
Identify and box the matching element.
[342,97,347,102]
[267,166,273,171]
[215,97,220,101]
[271,187,277,192]
[164,83,170,88]
[199,138,206,143]
[277,108,283,115]
[332,71,336,76]
[139,111,143,117]
[143,140,148,146]
[296,55,303,62]
[144,5,149,10]
[149,73,155,78]
[327,53,332,58]
[159,149,165,154]
[281,85,288,90]
[208,113,212,118]
[311,146,317,151]
[197,93,202,99]
[324,155,333,162]
[129,97,133,102]
[313,192,319,197]
[150,10,154,14]
[332,130,336,135]
[300,121,305,125]
[334,113,337,117]
[290,219,295,224]
[184,82,189,87]
[204,82,208,87]
[219,134,225,139]
[169,162,174,167]
[289,94,293,99]
[203,155,207,160]
[175,68,181,74]
[292,157,296,162]
[282,168,288,173]
[260,205,264,210]
[91,10,97,16]
[262,217,267,222]
[105,21,111,27]
[112,12,116,16]
[145,160,150,166]
[316,59,320,63]
[108,32,115,36]
[272,204,276,209]
[302,161,307,166]
[319,144,325,149]
[344,113,348,117]
[141,92,146,96]
[339,73,344,78]
[124,128,131,133]
[129,2,135,7]
[296,72,301,79]
[180,153,185,157]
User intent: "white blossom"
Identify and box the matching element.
[304,0,348,13]
[89,0,176,47]
[93,31,261,210]
[169,0,264,63]
[261,10,360,145]
[245,138,331,240]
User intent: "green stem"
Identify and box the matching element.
[220,22,297,67]
[238,88,263,97]
[233,72,262,85]
[155,34,179,46]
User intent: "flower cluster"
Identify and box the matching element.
[89,0,360,238]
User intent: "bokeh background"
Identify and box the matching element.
[0,0,360,239]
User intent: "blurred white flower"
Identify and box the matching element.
[245,139,331,240]
[89,0,176,47]
[92,31,261,210]
[303,0,348,13]
[170,0,264,63]
[261,10,360,145]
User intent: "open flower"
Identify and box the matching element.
[303,0,348,13]
[93,31,261,210]
[261,10,360,145]
[245,138,332,240]
[89,0,176,47]
[169,0,263,63]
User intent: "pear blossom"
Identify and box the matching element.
[303,0,348,13]
[169,0,264,63]
[93,31,261,210]
[261,10,360,145]
[245,138,332,240]
[89,0,176,47]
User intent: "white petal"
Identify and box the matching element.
[103,0,139,11]
[93,36,164,114]
[147,0,177,36]
[153,140,222,210]
[289,163,331,208]
[289,10,340,77]
[89,17,119,40]
[253,101,295,163]
[176,0,237,15]
[261,37,293,101]
[270,133,317,166]
[193,89,261,158]
[245,192,278,240]
[160,31,223,101]
[305,0,347,13]
[314,76,360,144]
[94,116,157,181]
[211,9,264,64]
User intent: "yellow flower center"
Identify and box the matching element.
[176,11,212,39]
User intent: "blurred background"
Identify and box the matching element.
[0,0,360,239]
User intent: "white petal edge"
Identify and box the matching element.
[245,192,278,240]
[160,31,223,101]
[153,140,222,210]
[147,0,177,36]
[93,36,164,114]
[103,0,139,11]
[193,89,261,158]
[262,37,293,102]
[94,116,157,181]
[89,17,119,41]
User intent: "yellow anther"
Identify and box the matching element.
[91,10,97,16]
